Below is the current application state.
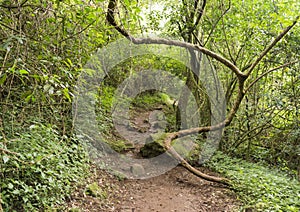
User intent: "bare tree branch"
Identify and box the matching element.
[232,122,273,150]
[106,0,130,37]
[133,37,246,78]
[246,16,299,76]
[106,0,245,78]
[203,2,231,46]
[245,60,299,93]
[105,0,299,184]
[0,22,21,34]
[220,2,235,63]
[190,0,206,33]
[165,133,230,185]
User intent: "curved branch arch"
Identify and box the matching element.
[105,0,298,184]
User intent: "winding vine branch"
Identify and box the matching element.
[105,0,298,184]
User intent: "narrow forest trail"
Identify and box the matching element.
[67,106,241,211]
[67,165,240,212]
[113,166,240,212]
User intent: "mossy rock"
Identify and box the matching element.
[112,170,127,181]
[108,140,135,152]
[130,163,145,177]
[140,133,168,158]
[140,133,199,163]
[152,121,167,129]
[172,137,195,157]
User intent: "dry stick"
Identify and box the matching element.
[0,148,19,156]
[106,0,298,184]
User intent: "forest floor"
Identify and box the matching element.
[66,107,241,211]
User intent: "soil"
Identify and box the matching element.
[115,166,240,212]
[66,107,241,211]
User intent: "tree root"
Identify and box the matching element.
[164,133,230,185]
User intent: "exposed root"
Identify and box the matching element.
[164,133,230,185]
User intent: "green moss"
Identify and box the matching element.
[106,139,134,153]
[172,138,195,158]
[132,92,162,109]
[140,133,168,157]
[158,93,176,105]
[85,182,106,198]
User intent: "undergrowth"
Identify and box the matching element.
[131,91,164,109]
[0,124,89,211]
[205,151,300,211]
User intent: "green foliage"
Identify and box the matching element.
[96,86,115,134]
[1,0,299,210]
[0,2,112,209]
[224,63,300,171]
[0,0,110,130]
[107,139,134,153]
[85,182,107,198]
[150,0,299,173]
[0,124,89,211]
[206,152,300,211]
[131,91,164,109]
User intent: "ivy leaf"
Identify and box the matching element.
[0,73,7,85]
[19,69,29,75]
[63,88,71,102]
[8,183,14,189]
[3,155,9,163]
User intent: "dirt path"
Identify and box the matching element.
[115,166,239,212]
[67,107,241,211]
[67,165,240,211]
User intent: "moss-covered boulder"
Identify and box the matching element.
[130,163,145,177]
[151,121,167,130]
[172,137,195,157]
[140,133,198,162]
[140,133,168,158]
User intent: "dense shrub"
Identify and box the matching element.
[205,152,300,211]
[1,124,89,211]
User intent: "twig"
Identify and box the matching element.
[0,22,20,34]
[203,1,231,46]
[0,148,19,156]
[189,0,206,34]
[245,60,299,93]
[246,16,299,76]
[60,21,96,43]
